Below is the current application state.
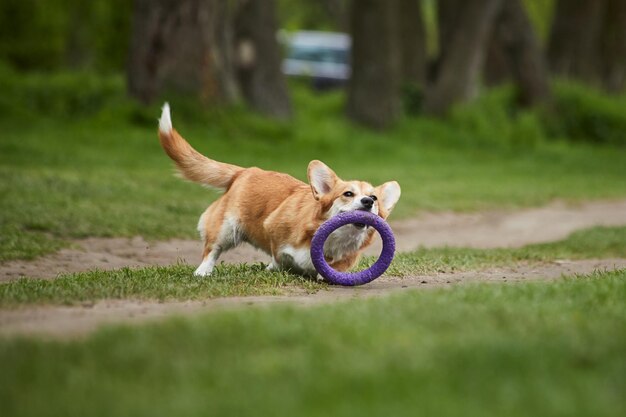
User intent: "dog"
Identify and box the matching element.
[158,103,401,277]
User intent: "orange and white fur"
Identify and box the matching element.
[158,103,401,277]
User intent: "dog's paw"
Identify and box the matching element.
[194,262,214,277]
[266,260,279,272]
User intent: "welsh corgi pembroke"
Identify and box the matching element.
[158,103,401,277]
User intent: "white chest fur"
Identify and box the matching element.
[276,224,367,274]
[277,245,316,275]
[323,224,368,261]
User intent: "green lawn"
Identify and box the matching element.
[1,73,625,417]
[1,226,624,307]
[1,81,626,261]
[2,268,625,417]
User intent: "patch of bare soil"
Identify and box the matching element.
[1,200,626,338]
[1,258,625,338]
[2,199,626,282]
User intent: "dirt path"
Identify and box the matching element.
[2,199,626,282]
[2,258,625,338]
[1,199,625,338]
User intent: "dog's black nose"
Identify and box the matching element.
[361,196,374,209]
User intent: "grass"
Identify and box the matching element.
[0,263,325,307]
[1,72,626,261]
[1,68,624,414]
[1,226,624,307]
[1,268,625,417]
[387,225,626,276]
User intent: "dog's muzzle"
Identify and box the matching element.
[353,207,372,228]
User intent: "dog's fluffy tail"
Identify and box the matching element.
[158,103,243,190]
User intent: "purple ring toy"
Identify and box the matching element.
[310,211,396,286]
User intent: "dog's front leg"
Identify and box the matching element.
[328,253,360,272]
[266,257,280,272]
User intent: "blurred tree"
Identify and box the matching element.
[277,0,348,31]
[64,2,92,69]
[235,0,292,120]
[319,0,350,31]
[522,0,556,41]
[424,0,503,116]
[485,0,551,107]
[91,0,133,72]
[598,0,626,92]
[128,0,292,118]
[484,31,509,86]
[548,0,625,92]
[397,0,427,86]
[0,0,68,70]
[548,0,604,84]
[0,0,131,72]
[346,0,400,129]
[127,0,238,105]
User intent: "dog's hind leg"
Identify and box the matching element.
[194,205,242,277]
[195,207,220,277]
[195,246,222,276]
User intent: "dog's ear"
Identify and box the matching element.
[308,160,338,200]
[376,181,401,216]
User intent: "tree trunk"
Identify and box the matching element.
[319,0,350,31]
[424,0,503,116]
[484,32,509,87]
[436,0,460,59]
[127,0,238,105]
[547,0,605,83]
[64,2,93,69]
[346,0,400,129]
[397,0,427,86]
[485,0,551,107]
[599,0,626,92]
[234,0,292,120]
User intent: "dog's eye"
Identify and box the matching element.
[370,195,377,201]
[343,191,354,197]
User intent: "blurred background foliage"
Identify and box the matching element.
[0,0,130,72]
[0,0,624,262]
[0,0,557,72]
[0,0,623,146]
